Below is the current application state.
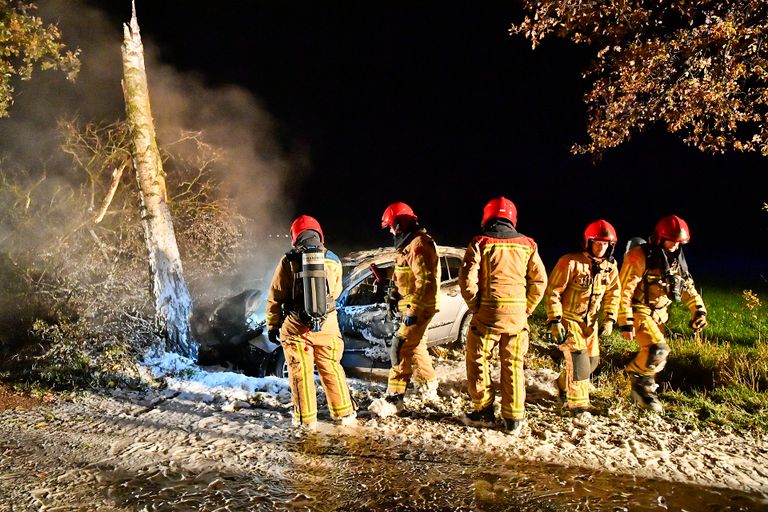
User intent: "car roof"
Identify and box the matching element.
[342,245,466,282]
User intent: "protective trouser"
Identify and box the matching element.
[466,321,529,421]
[625,312,670,376]
[387,312,436,395]
[282,336,354,425]
[557,318,599,410]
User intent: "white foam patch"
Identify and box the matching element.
[141,349,290,403]
[368,397,399,418]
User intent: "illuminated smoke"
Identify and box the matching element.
[0,0,302,294]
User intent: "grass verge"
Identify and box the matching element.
[530,283,768,432]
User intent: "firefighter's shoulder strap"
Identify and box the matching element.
[324,248,341,266]
[321,249,340,312]
[642,243,661,273]
[676,248,690,278]
[283,249,302,310]
[639,243,657,305]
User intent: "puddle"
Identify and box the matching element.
[97,434,766,511]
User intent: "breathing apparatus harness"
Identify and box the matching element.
[583,251,616,325]
[639,242,690,305]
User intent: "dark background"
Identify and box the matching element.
[92,1,766,284]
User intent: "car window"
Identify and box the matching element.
[345,272,380,306]
[440,257,449,282]
[345,262,394,306]
[441,255,462,282]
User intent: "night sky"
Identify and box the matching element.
[92,1,766,284]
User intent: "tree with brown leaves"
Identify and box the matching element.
[512,1,768,157]
[0,0,79,118]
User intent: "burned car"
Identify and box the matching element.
[192,246,471,376]
[337,245,471,369]
[191,289,285,377]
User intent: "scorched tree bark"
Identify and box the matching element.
[121,6,195,357]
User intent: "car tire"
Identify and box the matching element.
[273,348,289,379]
[272,347,320,378]
[458,312,472,345]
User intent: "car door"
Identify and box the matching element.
[336,262,399,366]
[427,254,465,344]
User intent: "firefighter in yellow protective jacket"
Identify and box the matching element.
[266,215,355,427]
[545,220,620,416]
[618,215,707,413]
[373,202,440,413]
[459,197,547,433]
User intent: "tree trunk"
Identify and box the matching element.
[121,6,195,358]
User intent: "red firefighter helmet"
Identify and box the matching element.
[652,215,690,244]
[381,202,417,229]
[582,219,617,249]
[481,197,517,227]
[290,215,324,246]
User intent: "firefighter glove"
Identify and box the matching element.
[689,311,707,331]
[268,329,280,344]
[403,314,418,327]
[620,324,635,340]
[549,320,566,343]
[389,336,404,367]
[386,287,400,308]
[599,320,614,338]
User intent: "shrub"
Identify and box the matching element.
[0,121,250,389]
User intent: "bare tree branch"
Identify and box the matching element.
[93,157,130,224]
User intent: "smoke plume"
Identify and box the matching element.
[0,0,301,295]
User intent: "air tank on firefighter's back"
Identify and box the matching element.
[301,246,328,332]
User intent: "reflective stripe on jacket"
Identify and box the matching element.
[459,234,547,332]
[393,230,440,318]
[545,252,620,325]
[618,246,705,326]
[266,249,343,345]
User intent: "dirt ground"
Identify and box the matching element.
[0,384,49,410]
[1,362,767,511]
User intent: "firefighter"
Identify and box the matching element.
[545,220,620,416]
[458,197,547,433]
[618,215,707,413]
[266,215,356,428]
[370,201,441,415]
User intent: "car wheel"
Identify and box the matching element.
[272,347,320,378]
[273,348,289,379]
[458,312,472,345]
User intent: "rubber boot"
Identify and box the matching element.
[367,393,404,419]
[556,373,567,406]
[462,404,495,427]
[503,418,524,434]
[385,393,406,412]
[630,374,663,413]
[337,412,358,427]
